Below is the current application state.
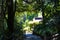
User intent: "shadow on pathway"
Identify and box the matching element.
[24,34,42,40]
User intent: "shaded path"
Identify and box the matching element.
[24,34,42,40]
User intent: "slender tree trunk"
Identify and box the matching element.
[41,1,47,40]
[0,0,4,40]
[6,0,15,40]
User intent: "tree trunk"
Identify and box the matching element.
[5,0,15,40]
[0,0,4,40]
[41,1,47,40]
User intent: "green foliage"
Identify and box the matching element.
[16,0,42,12]
[33,1,59,37]
[15,11,39,31]
[3,0,60,39]
[15,0,60,37]
[4,19,8,30]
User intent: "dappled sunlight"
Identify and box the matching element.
[1,0,60,40]
[15,10,43,35]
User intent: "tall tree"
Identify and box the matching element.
[0,0,4,40]
[5,0,15,40]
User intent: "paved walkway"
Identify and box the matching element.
[24,34,42,40]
